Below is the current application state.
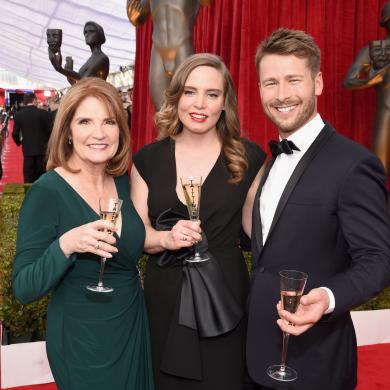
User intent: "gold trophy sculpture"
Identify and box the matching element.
[343,2,390,173]
[127,0,213,110]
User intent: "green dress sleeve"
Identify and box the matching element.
[12,180,76,304]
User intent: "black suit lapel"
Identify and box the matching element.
[251,156,275,265]
[267,124,335,240]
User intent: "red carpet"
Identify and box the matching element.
[0,120,24,192]
[1,345,388,389]
[1,385,57,390]
[356,344,390,390]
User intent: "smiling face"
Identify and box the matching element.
[177,65,225,136]
[258,54,323,137]
[68,96,119,171]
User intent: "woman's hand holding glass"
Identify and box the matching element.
[59,219,118,259]
[161,220,202,251]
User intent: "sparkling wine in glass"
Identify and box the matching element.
[86,197,123,293]
[180,176,209,263]
[267,269,308,382]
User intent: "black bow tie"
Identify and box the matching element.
[269,139,300,158]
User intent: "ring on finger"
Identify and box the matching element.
[94,240,101,250]
[182,234,187,241]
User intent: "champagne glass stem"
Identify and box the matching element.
[280,332,290,372]
[193,241,200,258]
[97,257,107,287]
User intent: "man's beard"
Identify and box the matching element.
[263,92,316,135]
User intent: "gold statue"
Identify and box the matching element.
[343,2,390,172]
[127,0,213,110]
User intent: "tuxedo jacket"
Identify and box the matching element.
[12,105,50,156]
[247,123,390,390]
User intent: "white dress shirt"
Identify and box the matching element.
[259,113,335,313]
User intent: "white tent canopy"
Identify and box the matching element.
[0,69,50,90]
[0,0,136,89]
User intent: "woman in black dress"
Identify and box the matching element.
[131,53,266,389]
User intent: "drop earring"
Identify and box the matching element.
[68,137,72,145]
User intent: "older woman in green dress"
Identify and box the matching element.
[12,78,154,390]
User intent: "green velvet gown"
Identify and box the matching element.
[12,171,154,390]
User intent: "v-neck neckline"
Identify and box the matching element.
[170,138,221,207]
[51,170,122,238]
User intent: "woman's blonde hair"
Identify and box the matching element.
[155,53,248,183]
[47,77,130,176]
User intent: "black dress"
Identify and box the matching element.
[134,137,265,390]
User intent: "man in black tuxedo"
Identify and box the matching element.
[246,28,390,390]
[12,92,50,183]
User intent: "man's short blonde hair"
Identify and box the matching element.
[255,28,321,77]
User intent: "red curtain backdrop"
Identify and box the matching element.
[131,0,388,154]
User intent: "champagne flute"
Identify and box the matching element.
[180,176,209,263]
[267,269,308,382]
[86,197,123,293]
